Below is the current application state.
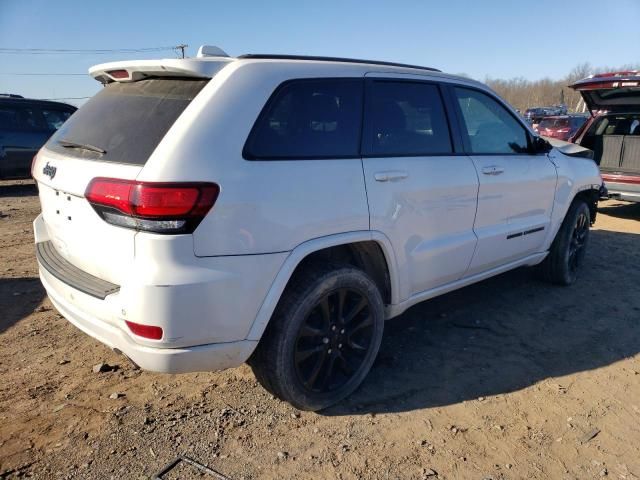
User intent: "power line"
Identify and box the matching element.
[0,72,86,76]
[0,46,181,55]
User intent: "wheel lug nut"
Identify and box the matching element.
[340,329,345,334]
[328,348,332,354]
[322,337,329,344]
[338,343,343,349]
[331,325,337,331]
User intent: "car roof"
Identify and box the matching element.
[0,97,76,110]
[90,52,483,88]
[237,54,441,73]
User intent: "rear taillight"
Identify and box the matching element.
[85,178,219,234]
[31,152,39,179]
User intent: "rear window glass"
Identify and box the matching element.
[539,118,569,129]
[41,108,73,131]
[46,78,208,165]
[0,105,43,131]
[244,79,363,159]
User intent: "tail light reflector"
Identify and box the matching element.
[125,321,163,340]
[85,178,219,234]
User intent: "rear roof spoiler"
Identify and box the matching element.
[89,57,234,84]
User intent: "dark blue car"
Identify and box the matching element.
[0,95,76,179]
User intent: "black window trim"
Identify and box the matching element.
[360,78,462,158]
[242,77,365,161]
[443,83,540,156]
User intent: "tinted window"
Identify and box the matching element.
[454,88,529,154]
[538,118,569,129]
[245,79,363,159]
[0,105,42,132]
[364,81,452,156]
[46,78,208,165]
[41,108,73,131]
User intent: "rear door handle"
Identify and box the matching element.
[481,165,505,175]
[374,170,409,182]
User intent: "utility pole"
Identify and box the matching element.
[176,44,188,59]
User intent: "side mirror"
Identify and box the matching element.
[531,135,552,154]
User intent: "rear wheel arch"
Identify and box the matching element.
[245,233,398,343]
[291,241,392,305]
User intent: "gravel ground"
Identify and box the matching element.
[1,178,639,479]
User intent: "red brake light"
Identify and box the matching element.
[86,178,133,214]
[125,321,163,340]
[31,152,39,179]
[85,178,219,234]
[133,184,201,217]
[107,69,130,80]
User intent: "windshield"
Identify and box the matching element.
[45,78,208,165]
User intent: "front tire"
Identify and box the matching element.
[538,199,591,285]
[249,264,384,411]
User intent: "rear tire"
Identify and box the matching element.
[538,199,591,285]
[249,264,384,411]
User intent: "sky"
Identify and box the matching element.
[1,0,638,106]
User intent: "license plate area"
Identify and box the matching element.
[40,185,84,258]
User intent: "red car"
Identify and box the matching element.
[535,115,588,141]
[570,71,640,203]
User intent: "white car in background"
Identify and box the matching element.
[32,46,602,410]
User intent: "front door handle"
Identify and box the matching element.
[374,170,409,182]
[481,165,505,176]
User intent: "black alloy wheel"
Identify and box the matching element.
[294,288,374,393]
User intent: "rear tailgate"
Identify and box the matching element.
[33,74,211,287]
[570,71,640,113]
[33,152,141,285]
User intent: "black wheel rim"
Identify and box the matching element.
[294,288,374,393]
[568,211,588,273]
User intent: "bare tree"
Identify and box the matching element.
[483,63,639,112]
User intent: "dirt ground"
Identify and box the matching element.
[1,178,639,480]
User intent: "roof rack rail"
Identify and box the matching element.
[0,93,25,98]
[237,54,441,73]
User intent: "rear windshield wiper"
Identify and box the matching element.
[58,139,106,155]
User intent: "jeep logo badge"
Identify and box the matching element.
[42,162,57,179]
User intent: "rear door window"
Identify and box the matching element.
[363,80,452,156]
[45,78,208,165]
[244,79,363,159]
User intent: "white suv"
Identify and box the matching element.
[32,47,602,410]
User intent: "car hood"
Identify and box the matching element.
[545,137,594,159]
[570,71,640,113]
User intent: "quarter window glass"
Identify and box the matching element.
[245,79,363,159]
[41,109,73,130]
[366,81,452,155]
[454,87,528,154]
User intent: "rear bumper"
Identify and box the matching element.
[40,268,257,373]
[602,174,640,203]
[33,213,287,373]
